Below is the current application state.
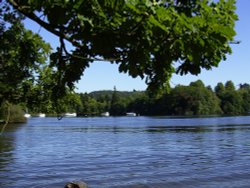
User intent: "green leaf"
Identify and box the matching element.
[148,15,168,32]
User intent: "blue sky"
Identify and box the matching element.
[24,0,250,93]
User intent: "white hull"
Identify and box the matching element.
[24,113,31,118]
[101,112,110,117]
[126,112,136,117]
[64,113,77,117]
[38,113,46,117]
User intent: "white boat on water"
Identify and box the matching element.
[126,112,136,117]
[101,112,110,117]
[64,112,77,117]
[24,113,31,118]
[38,113,46,117]
[24,108,31,118]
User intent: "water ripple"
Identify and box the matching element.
[1,116,250,187]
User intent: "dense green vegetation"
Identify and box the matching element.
[73,80,250,116]
[0,102,26,123]
[0,1,240,120]
[6,0,237,95]
[2,79,249,118]
[0,3,79,121]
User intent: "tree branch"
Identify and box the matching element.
[8,0,82,48]
[8,0,122,63]
[0,102,11,136]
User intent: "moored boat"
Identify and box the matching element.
[24,113,31,118]
[101,112,110,117]
[126,112,136,117]
[38,113,46,117]
[64,112,77,117]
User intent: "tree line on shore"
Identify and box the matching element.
[1,80,250,120]
[76,80,250,116]
[1,80,250,121]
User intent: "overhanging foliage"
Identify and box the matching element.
[7,0,238,94]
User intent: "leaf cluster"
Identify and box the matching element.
[0,5,51,105]
[7,0,238,95]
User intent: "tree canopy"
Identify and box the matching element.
[6,0,238,95]
[0,2,81,117]
[0,4,51,105]
[71,80,250,116]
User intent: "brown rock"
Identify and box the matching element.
[64,181,88,188]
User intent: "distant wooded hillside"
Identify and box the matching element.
[2,80,249,118]
[75,81,250,116]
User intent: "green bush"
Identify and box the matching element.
[0,103,26,123]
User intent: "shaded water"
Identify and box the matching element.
[1,116,250,187]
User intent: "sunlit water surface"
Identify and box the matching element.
[1,116,250,188]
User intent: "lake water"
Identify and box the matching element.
[1,116,250,188]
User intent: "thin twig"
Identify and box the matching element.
[0,102,11,136]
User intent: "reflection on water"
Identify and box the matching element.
[0,135,13,171]
[0,123,24,187]
[1,116,250,187]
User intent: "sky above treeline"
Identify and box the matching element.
[24,0,250,92]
